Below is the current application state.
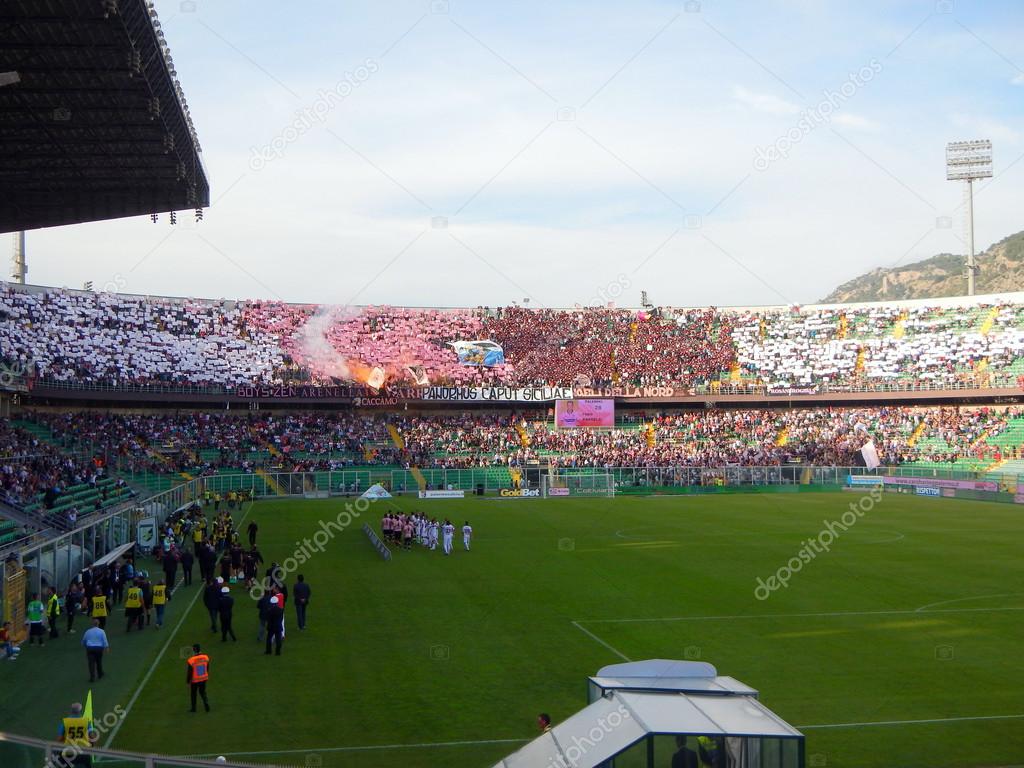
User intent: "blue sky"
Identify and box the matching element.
[20,0,1024,307]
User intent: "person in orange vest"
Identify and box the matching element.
[186,643,211,713]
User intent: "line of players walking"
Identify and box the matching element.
[381,512,472,554]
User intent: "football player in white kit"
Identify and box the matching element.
[442,519,455,555]
[462,521,472,551]
[429,519,439,551]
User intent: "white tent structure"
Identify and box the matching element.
[493,660,804,768]
[360,483,392,499]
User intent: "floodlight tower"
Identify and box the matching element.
[1,72,25,284]
[11,232,26,284]
[945,140,993,296]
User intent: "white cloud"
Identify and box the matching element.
[832,112,881,132]
[950,113,1020,144]
[17,0,1024,309]
[731,86,801,116]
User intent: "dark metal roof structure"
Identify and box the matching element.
[0,0,209,233]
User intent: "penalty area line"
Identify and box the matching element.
[104,501,255,748]
[571,620,632,662]
[576,604,1024,624]
[799,713,1024,730]
[186,714,1024,756]
[184,736,531,757]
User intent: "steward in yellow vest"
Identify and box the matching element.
[46,589,61,640]
[60,702,96,751]
[124,583,144,632]
[153,581,168,628]
[90,592,108,628]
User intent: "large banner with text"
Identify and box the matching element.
[555,398,615,428]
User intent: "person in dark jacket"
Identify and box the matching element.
[264,596,284,656]
[671,736,698,768]
[217,586,236,642]
[203,578,220,633]
[162,551,178,597]
[180,549,194,586]
[292,575,311,630]
[256,589,271,642]
[243,547,262,587]
[140,575,153,627]
[110,563,124,605]
[198,544,216,583]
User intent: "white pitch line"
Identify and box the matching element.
[104,501,254,748]
[571,620,632,662]
[184,737,530,757]
[862,530,905,544]
[577,604,1024,624]
[798,713,1024,730]
[182,714,1024,756]
[914,593,1023,612]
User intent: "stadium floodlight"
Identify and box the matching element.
[11,231,26,285]
[946,140,993,296]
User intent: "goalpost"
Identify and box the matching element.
[542,470,615,498]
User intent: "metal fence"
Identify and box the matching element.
[161,464,1022,498]
[190,468,515,496]
[577,464,1021,489]
[19,374,1024,397]
[1,478,203,602]
[0,730,277,768]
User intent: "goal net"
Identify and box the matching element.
[542,471,615,498]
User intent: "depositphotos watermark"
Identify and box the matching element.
[249,58,379,171]
[754,484,883,600]
[0,355,36,388]
[753,58,882,172]
[585,273,632,309]
[546,703,631,768]
[249,498,371,599]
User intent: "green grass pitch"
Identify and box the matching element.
[3,492,1023,768]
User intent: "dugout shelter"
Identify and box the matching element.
[494,660,804,768]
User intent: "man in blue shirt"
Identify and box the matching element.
[81,618,109,682]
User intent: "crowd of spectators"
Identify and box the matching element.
[242,302,512,386]
[2,283,1023,392]
[0,285,282,387]
[732,302,1024,389]
[398,406,1019,469]
[30,411,402,477]
[0,421,114,519]
[17,406,1022,479]
[476,306,736,387]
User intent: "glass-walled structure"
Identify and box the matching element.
[494,660,804,768]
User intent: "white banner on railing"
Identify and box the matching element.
[418,386,573,402]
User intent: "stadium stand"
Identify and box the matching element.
[0,420,134,531]
[2,283,1023,392]
[16,407,1023,477]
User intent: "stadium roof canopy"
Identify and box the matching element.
[0,0,209,233]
